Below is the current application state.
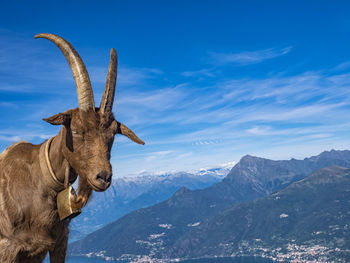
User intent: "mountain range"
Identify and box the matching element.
[69,166,229,240]
[69,150,350,262]
[168,166,350,262]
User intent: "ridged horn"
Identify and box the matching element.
[35,33,95,111]
[100,48,117,114]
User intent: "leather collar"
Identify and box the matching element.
[39,137,65,192]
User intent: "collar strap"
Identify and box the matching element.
[39,137,65,192]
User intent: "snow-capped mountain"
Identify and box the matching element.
[69,165,231,241]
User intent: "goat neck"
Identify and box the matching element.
[43,128,77,191]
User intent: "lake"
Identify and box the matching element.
[45,256,276,263]
[46,256,125,263]
[178,257,275,263]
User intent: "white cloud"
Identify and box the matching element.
[181,67,216,77]
[208,46,292,66]
[145,150,174,162]
[0,135,22,142]
[330,61,350,72]
[0,102,18,108]
[246,126,271,135]
[89,65,163,86]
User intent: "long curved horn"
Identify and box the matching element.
[100,48,117,114]
[35,33,95,111]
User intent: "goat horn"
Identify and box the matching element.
[117,121,145,145]
[100,48,117,114]
[35,33,95,111]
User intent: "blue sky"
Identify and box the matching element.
[1,1,350,177]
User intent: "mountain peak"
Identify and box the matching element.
[308,149,350,161]
[239,154,264,163]
[174,186,191,196]
[241,154,255,159]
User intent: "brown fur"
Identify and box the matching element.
[0,108,121,262]
[1,34,144,262]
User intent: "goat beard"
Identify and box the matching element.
[74,177,93,208]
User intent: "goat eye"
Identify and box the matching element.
[71,130,82,137]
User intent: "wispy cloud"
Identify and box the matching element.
[0,135,22,142]
[192,140,221,146]
[181,67,217,77]
[0,32,163,95]
[246,126,272,135]
[90,66,163,86]
[0,102,18,108]
[4,61,350,176]
[123,68,350,155]
[180,47,292,78]
[208,46,292,66]
[145,150,174,162]
[0,129,55,143]
[330,61,350,72]
[2,30,350,177]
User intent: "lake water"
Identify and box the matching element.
[46,256,275,263]
[178,257,275,263]
[66,257,112,262]
[46,256,123,263]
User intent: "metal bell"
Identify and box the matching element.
[57,185,81,220]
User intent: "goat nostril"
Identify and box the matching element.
[96,173,106,183]
[96,172,112,184]
[106,175,112,183]
[96,173,104,181]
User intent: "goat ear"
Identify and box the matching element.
[43,113,71,126]
[113,121,145,145]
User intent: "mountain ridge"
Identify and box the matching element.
[69,150,350,261]
[70,166,229,240]
[167,165,350,262]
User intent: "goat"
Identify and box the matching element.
[0,33,144,262]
